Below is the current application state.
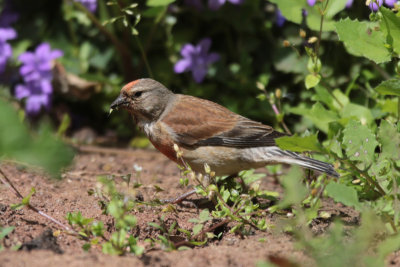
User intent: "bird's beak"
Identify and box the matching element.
[110,94,130,110]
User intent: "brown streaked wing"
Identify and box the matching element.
[162,95,288,148]
[161,95,238,146]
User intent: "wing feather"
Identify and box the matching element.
[162,95,287,148]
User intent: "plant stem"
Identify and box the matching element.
[73,1,135,81]
[315,0,329,61]
[0,167,77,234]
[115,1,154,78]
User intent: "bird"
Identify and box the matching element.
[110,78,339,180]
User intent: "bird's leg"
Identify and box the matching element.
[160,173,238,204]
[160,173,212,204]
[160,189,197,204]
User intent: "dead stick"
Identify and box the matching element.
[0,167,76,234]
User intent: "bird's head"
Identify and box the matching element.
[110,78,175,122]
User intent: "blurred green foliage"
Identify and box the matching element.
[0,99,74,175]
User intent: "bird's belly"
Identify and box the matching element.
[181,146,279,176]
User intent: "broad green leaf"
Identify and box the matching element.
[269,0,348,31]
[290,102,339,133]
[335,18,391,63]
[192,224,203,236]
[378,120,400,160]
[325,182,361,210]
[147,0,175,7]
[278,166,308,208]
[0,226,14,240]
[275,134,323,152]
[374,78,400,96]
[342,120,378,165]
[275,52,308,75]
[240,169,266,185]
[0,100,74,176]
[305,74,321,89]
[313,86,349,111]
[380,7,400,55]
[340,103,374,125]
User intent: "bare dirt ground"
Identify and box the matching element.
[0,146,395,267]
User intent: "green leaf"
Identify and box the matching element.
[312,86,349,111]
[0,100,74,176]
[374,78,400,96]
[290,102,339,133]
[275,134,323,153]
[278,166,308,208]
[0,226,14,240]
[192,224,203,236]
[269,0,348,31]
[378,120,400,160]
[198,209,212,223]
[22,187,36,206]
[342,120,378,165]
[380,7,400,55]
[340,103,374,125]
[305,74,321,89]
[147,0,175,7]
[325,182,361,210]
[335,18,391,63]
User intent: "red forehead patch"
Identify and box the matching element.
[122,80,139,92]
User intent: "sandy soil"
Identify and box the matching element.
[0,146,385,267]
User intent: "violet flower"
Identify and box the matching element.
[208,0,244,10]
[174,38,220,83]
[74,0,97,13]
[307,0,317,6]
[384,0,396,7]
[15,43,63,116]
[346,0,354,8]
[0,28,16,73]
[369,0,383,11]
[15,81,52,115]
[276,9,286,27]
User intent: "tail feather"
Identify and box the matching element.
[269,148,339,178]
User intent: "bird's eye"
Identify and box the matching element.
[133,91,142,98]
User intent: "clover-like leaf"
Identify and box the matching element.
[335,18,391,63]
[342,120,378,165]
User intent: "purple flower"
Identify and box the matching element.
[369,0,383,11]
[174,38,220,83]
[276,9,286,27]
[208,0,244,10]
[74,0,97,13]
[19,43,63,82]
[15,81,52,115]
[307,0,317,6]
[346,0,354,8]
[384,0,396,7]
[15,43,63,116]
[0,28,17,73]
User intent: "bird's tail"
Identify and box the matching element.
[268,147,339,178]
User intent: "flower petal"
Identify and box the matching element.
[197,38,212,53]
[174,59,192,73]
[192,65,207,83]
[40,80,53,94]
[18,52,35,64]
[180,44,195,58]
[206,52,220,64]
[227,0,243,4]
[15,84,30,99]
